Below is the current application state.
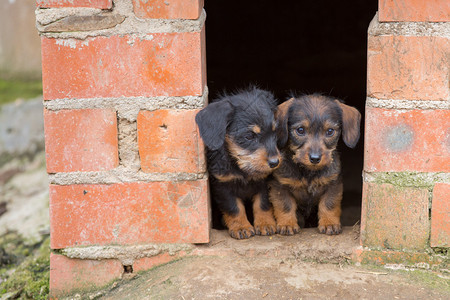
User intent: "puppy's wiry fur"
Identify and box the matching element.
[195,88,281,239]
[270,94,361,235]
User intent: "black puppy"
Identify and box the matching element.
[270,94,361,235]
[195,88,281,239]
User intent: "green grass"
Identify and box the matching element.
[0,79,43,105]
[0,233,50,300]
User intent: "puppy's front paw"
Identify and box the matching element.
[253,212,277,236]
[318,223,342,235]
[228,226,255,239]
[254,223,276,236]
[224,209,255,239]
[277,223,300,235]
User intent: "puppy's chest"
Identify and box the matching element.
[207,148,268,182]
[275,167,339,199]
[210,173,266,201]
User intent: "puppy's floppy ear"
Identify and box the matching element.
[335,100,361,148]
[275,98,294,148]
[195,100,234,150]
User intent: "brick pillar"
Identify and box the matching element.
[362,1,449,253]
[36,0,208,297]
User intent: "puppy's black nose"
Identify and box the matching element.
[268,158,279,168]
[309,154,321,164]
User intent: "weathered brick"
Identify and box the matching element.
[364,107,450,172]
[49,180,210,249]
[50,253,123,298]
[352,247,445,268]
[430,183,450,247]
[138,109,206,173]
[133,0,203,19]
[133,252,184,273]
[367,35,449,101]
[44,109,119,173]
[37,0,112,9]
[379,0,450,22]
[361,182,429,250]
[41,31,206,100]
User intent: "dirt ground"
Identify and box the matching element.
[67,229,450,300]
[96,255,449,300]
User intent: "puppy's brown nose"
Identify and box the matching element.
[309,153,321,164]
[268,158,279,168]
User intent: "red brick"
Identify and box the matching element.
[133,0,203,19]
[138,109,206,173]
[133,252,184,273]
[379,0,450,22]
[367,35,449,101]
[41,31,206,100]
[430,183,450,247]
[37,0,112,9]
[361,183,429,250]
[49,180,210,248]
[50,253,123,298]
[44,109,119,173]
[364,107,450,172]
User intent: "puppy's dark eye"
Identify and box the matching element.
[244,133,256,141]
[326,128,335,137]
[296,127,306,136]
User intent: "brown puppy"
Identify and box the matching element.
[269,94,361,235]
[195,88,281,239]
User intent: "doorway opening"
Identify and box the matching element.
[205,0,378,229]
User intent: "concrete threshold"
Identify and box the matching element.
[193,227,360,263]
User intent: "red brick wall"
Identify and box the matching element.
[362,2,450,252]
[37,0,450,296]
[36,0,208,297]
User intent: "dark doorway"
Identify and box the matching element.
[205,0,378,227]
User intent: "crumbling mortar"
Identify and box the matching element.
[43,87,208,121]
[366,97,450,110]
[60,243,194,266]
[363,171,450,188]
[48,167,207,185]
[36,5,206,39]
[369,13,450,37]
[52,248,64,255]
[117,118,140,171]
[41,14,127,33]
[35,7,105,27]
[426,188,433,248]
